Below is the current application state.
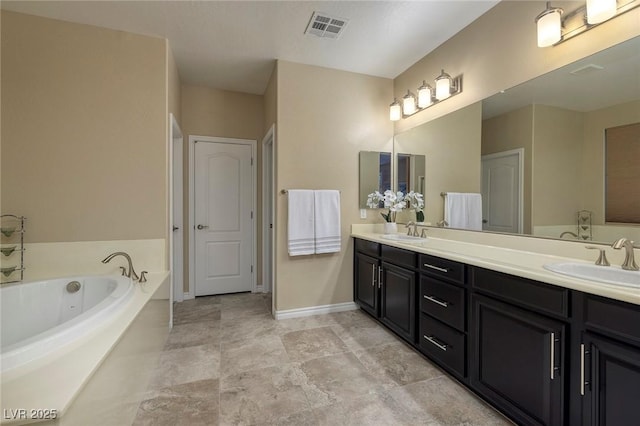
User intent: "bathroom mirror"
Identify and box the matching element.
[393,36,640,245]
[359,151,392,208]
[396,153,426,195]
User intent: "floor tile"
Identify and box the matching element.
[220,334,290,377]
[220,364,311,425]
[220,313,280,343]
[331,318,401,352]
[148,344,220,389]
[388,375,513,425]
[354,342,444,386]
[164,320,221,351]
[173,303,221,325]
[281,326,349,362]
[275,313,339,334]
[134,379,219,426]
[298,352,390,408]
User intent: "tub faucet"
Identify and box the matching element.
[611,238,639,271]
[102,252,140,281]
[560,231,578,239]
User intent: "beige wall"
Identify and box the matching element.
[264,64,277,134]
[275,60,393,311]
[167,44,182,125]
[582,100,640,224]
[532,105,584,227]
[393,1,640,134]
[482,105,534,233]
[1,11,168,243]
[180,85,264,292]
[395,102,482,225]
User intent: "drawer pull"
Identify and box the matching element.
[423,263,449,273]
[423,335,448,351]
[580,343,590,396]
[371,264,376,287]
[423,294,449,308]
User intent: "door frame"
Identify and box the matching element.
[261,125,275,296]
[481,148,524,234]
[188,135,257,299]
[169,114,184,308]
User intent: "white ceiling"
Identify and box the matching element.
[1,1,499,95]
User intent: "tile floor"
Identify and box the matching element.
[133,293,512,426]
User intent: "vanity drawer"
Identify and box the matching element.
[419,313,465,377]
[471,267,569,318]
[355,239,379,258]
[420,276,465,332]
[382,245,417,269]
[419,254,465,285]
[584,294,640,347]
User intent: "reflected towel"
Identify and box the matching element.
[444,192,483,231]
[287,190,315,256]
[314,190,341,254]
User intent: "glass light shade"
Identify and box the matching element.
[435,70,452,100]
[536,9,562,47]
[402,91,417,116]
[586,0,617,24]
[389,99,401,121]
[417,81,432,108]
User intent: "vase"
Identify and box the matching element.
[383,222,398,234]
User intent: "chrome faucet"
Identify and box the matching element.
[611,238,639,271]
[102,252,140,280]
[405,221,418,236]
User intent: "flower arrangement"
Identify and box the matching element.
[366,190,424,223]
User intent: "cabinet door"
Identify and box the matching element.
[471,294,565,426]
[355,253,379,317]
[581,333,640,426]
[380,262,416,343]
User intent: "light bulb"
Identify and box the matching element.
[587,0,617,24]
[435,70,452,100]
[417,81,432,108]
[402,91,417,116]
[389,99,401,121]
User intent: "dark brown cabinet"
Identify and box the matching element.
[354,252,379,317]
[471,294,566,426]
[380,261,416,342]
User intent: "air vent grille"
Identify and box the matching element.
[570,64,604,75]
[305,12,349,39]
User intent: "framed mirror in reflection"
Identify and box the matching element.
[393,36,640,245]
[359,151,391,208]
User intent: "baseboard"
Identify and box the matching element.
[183,292,193,300]
[274,301,358,320]
[253,284,264,294]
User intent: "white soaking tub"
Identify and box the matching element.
[0,275,134,373]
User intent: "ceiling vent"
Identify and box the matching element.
[570,63,604,75]
[304,11,349,39]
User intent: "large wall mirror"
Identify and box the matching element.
[359,151,392,208]
[393,35,640,245]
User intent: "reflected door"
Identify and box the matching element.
[195,141,254,296]
[481,150,522,233]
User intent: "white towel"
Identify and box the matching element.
[314,190,341,254]
[287,190,315,256]
[444,192,483,231]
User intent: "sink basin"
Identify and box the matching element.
[380,234,425,242]
[543,263,640,288]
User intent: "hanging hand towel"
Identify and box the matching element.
[444,192,483,231]
[287,190,315,256]
[314,190,341,254]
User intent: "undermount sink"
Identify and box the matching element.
[543,263,640,288]
[380,234,425,242]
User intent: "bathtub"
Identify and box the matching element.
[0,275,134,373]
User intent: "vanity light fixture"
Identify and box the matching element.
[402,90,417,116]
[417,81,433,108]
[389,98,402,121]
[389,70,463,120]
[536,0,639,47]
[535,2,563,47]
[586,0,617,23]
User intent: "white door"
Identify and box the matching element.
[481,149,523,234]
[172,130,183,300]
[194,141,254,296]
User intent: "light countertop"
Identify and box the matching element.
[351,225,640,306]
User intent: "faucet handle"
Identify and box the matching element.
[421,228,428,238]
[139,271,148,283]
[119,266,127,276]
[585,246,610,266]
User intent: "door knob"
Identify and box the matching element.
[197,224,209,230]
[173,226,179,232]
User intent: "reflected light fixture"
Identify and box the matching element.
[417,80,433,108]
[535,2,563,47]
[402,90,417,116]
[586,0,617,24]
[389,98,401,121]
[435,69,453,100]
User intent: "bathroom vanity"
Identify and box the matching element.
[352,228,640,426]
